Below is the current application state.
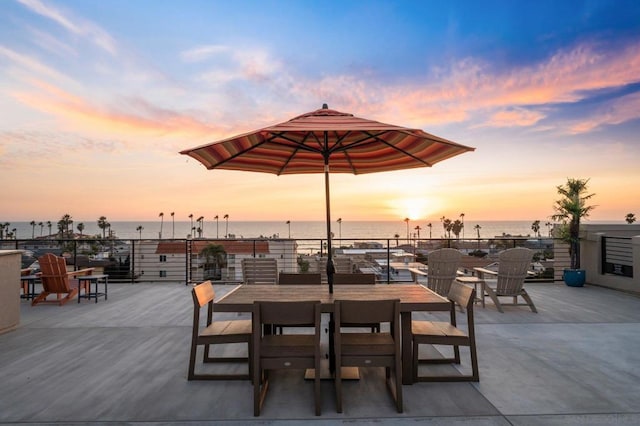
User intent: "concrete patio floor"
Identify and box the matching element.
[2,281,640,425]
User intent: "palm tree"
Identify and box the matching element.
[551,178,596,270]
[545,221,553,237]
[442,218,453,239]
[98,216,109,239]
[77,222,85,237]
[625,213,636,224]
[0,223,5,239]
[200,243,227,280]
[414,225,421,239]
[531,220,541,237]
[286,220,291,238]
[136,225,143,239]
[47,221,52,237]
[214,215,219,238]
[337,218,342,240]
[452,219,463,240]
[404,217,410,242]
[57,214,72,238]
[427,222,432,239]
[38,221,43,237]
[170,212,175,238]
[159,212,164,239]
[394,233,400,247]
[224,214,229,238]
[459,213,465,240]
[474,224,482,249]
[30,220,36,239]
[188,213,194,236]
[197,216,204,238]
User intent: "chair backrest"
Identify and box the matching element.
[254,300,321,328]
[426,248,462,296]
[332,273,376,285]
[278,273,322,285]
[242,258,278,285]
[38,253,71,293]
[191,280,215,331]
[447,281,476,337]
[335,299,400,327]
[192,280,215,308]
[448,281,475,312]
[496,248,534,295]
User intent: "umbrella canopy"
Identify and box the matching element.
[180,104,475,292]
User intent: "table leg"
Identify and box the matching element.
[401,311,413,385]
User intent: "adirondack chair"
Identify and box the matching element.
[475,247,537,313]
[426,248,462,297]
[241,258,278,285]
[31,253,94,306]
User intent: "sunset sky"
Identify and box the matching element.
[1,0,639,224]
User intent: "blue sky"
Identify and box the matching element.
[1,0,639,223]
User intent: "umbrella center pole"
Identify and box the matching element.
[324,159,335,294]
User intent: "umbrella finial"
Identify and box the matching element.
[322,103,328,109]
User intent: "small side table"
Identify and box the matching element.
[455,276,485,307]
[20,275,40,300]
[77,274,109,303]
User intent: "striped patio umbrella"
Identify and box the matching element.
[180,104,475,292]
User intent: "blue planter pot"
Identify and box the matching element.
[563,269,586,287]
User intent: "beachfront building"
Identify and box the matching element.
[132,239,298,283]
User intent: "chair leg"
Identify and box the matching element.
[521,290,538,313]
[314,356,321,416]
[469,338,480,382]
[484,287,504,313]
[335,359,343,413]
[395,355,403,413]
[187,340,198,380]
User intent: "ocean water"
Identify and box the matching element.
[4,220,552,241]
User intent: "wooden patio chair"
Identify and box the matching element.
[278,272,321,285]
[412,281,479,382]
[332,273,376,285]
[252,300,322,416]
[188,280,252,380]
[242,258,278,285]
[475,247,537,313]
[333,273,379,331]
[426,248,462,296]
[334,299,402,413]
[275,273,321,333]
[31,253,94,306]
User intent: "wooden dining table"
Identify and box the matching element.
[215,283,451,385]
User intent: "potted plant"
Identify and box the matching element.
[551,178,596,287]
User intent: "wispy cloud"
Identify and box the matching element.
[0,45,69,81]
[181,45,230,62]
[569,91,640,133]
[300,41,640,129]
[10,79,222,142]
[485,108,546,127]
[18,0,118,55]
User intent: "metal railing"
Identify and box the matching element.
[2,236,563,285]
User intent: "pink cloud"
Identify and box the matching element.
[486,108,546,127]
[11,79,224,140]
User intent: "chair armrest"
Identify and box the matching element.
[69,268,95,277]
[473,267,497,278]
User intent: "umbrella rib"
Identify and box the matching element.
[275,132,322,174]
[332,130,435,168]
